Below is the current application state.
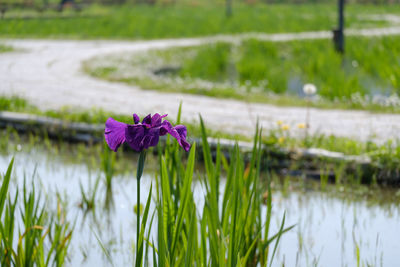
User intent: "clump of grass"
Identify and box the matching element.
[135,117,294,266]
[0,44,13,53]
[79,176,100,213]
[180,42,232,81]
[43,106,128,124]
[264,122,400,184]
[88,35,400,112]
[170,36,400,101]
[0,96,37,112]
[0,159,73,266]
[101,141,116,189]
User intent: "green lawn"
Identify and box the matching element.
[84,35,400,112]
[1,3,400,39]
[175,36,400,99]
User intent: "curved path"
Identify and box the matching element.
[2,27,400,143]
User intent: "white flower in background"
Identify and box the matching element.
[303,83,317,95]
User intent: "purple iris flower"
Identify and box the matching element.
[105,113,190,152]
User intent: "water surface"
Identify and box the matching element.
[1,145,399,266]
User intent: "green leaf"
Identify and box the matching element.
[170,143,196,259]
[0,157,14,217]
[184,209,197,267]
[199,115,214,179]
[137,151,147,180]
[136,185,153,267]
[269,212,290,267]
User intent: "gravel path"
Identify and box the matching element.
[2,27,400,143]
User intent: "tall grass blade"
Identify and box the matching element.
[136,185,153,267]
[0,157,14,217]
[269,212,287,267]
[92,229,114,267]
[184,209,197,267]
[170,143,196,259]
[199,115,214,179]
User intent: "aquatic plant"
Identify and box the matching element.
[104,112,190,266]
[79,176,101,214]
[0,159,72,266]
[153,117,293,266]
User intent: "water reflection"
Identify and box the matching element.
[272,189,399,266]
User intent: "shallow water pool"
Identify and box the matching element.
[1,145,399,266]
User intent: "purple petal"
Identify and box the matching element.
[147,127,161,147]
[142,127,160,150]
[133,114,140,124]
[175,125,190,152]
[104,118,128,152]
[160,120,173,136]
[142,114,152,127]
[161,121,190,152]
[151,113,162,127]
[125,125,145,152]
[175,125,187,139]
[150,113,168,127]
[126,125,162,151]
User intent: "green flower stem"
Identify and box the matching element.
[136,150,146,263]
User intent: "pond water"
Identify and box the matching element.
[1,145,400,267]
[274,188,400,266]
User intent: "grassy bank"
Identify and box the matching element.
[2,95,400,181]
[85,35,400,112]
[174,37,400,99]
[0,95,396,154]
[1,3,400,39]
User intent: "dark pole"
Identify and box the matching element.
[226,0,232,17]
[338,0,344,52]
[333,0,345,53]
